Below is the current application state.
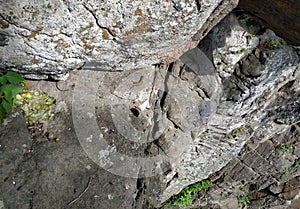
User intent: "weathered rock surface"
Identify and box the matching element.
[0,0,238,80]
[239,0,300,45]
[163,12,300,209]
[0,109,139,209]
[190,83,300,208]
[0,11,299,209]
[158,12,299,204]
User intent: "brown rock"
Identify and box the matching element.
[290,198,300,209]
[238,0,300,45]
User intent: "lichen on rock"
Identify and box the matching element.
[0,0,238,80]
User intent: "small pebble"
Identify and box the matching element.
[55,138,61,142]
[48,133,54,140]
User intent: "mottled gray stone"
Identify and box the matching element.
[241,54,262,77]
[31,13,300,207]
[0,91,139,209]
[160,12,299,203]
[0,111,31,185]
[1,11,299,209]
[0,0,238,80]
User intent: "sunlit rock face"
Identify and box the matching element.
[0,0,238,80]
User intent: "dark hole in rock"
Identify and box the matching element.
[108,129,115,134]
[249,184,257,191]
[130,108,140,117]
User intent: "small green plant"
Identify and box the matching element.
[225,125,245,139]
[277,144,293,153]
[237,194,250,208]
[230,48,247,55]
[283,166,293,175]
[237,183,246,191]
[246,34,255,39]
[0,71,56,127]
[0,71,26,125]
[239,15,256,27]
[283,158,300,176]
[164,180,212,208]
[16,90,56,123]
[265,39,281,48]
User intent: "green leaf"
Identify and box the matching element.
[3,90,13,105]
[1,99,12,113]
[6,71,25,84]
[0,105,4,125]
[0,84,23,107]
[1,84,24,97]
[0,75,7,85]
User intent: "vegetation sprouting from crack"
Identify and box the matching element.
[0,70,56,126]
[237,193,250,208]
[0,71,26,125]
[163,179,212,208]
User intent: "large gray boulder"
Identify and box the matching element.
[0,0,238,80]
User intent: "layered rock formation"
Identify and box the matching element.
[0,0,238,80]
[143,13,300,205]
[1,11,299,208]
[0,1,299,209]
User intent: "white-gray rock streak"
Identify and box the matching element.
[0,0,238,80]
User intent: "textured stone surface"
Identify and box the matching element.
[239,0,300,45]
[159,12,299,203]
[191,111,300,208]
[0,11,299,209]
[161,12,300,209]
[0,96,138,209]
[0,112,31,183]
[0,0,238,80]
